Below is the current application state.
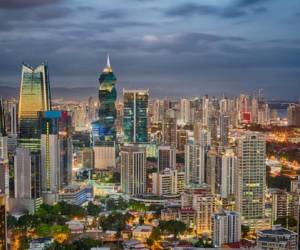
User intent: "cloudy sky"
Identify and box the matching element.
[0,0,300,99]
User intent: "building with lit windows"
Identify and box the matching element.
[0,194,7,250]
[157,145,176,172]
[123,90,149,144]
[257,225,297,250]
[213,210,241,247]
[12,147,42,213]
[0,98,8,162]
[40,111,61,204]
[162,117,177,147]
[18,63,51,150]
[120,145,146,195]
[91,55,117,169]
[237,131,266,228]
[152,169,184,196]
[185,143,206,186]
[91,54,117,146]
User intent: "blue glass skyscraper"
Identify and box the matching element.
[91,55,117,146]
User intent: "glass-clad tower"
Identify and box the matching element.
[0,98,6,137]
[91,55,117,146]
[18,63,51,150]
[123,90,149,144]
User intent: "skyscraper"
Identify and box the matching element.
[185,143,206,186]
[0,98,8,161]
[91,54,117,146]
[120,145,146,195]
[13,147,42,213]
[18,63,51,150]
[91,55,117,169]
[162,117,177,147]
[40,111,61,204]
[0,194,7,250]
[123,90,149,144]
[157,145,176,172]
[220,114,229,148]
[237,131,266,228]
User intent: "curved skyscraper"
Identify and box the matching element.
[18,63,51,150]
[92,55,117,146]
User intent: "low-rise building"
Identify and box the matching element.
[58,184,93,205]
[256,225,298,250]
[132,225,153,242]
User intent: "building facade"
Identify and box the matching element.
[123,90,149,144]
[18,63,51,150]
[121,146,146,195]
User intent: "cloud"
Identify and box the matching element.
[98,9,127,19]
[165,1,269,19]
[235,0,270,7]
[0,0,63,9]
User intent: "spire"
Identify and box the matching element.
[107,53,111,68]
[103,52,112,73]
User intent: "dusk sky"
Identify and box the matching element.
[0,0,300,99]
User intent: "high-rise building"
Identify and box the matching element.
[185,143,205,186]
[220,149,237,199]
[182,187,215,236]
[237,131,266,228]
[91,55,117,169]
[157,145,176,172]
[0,194,7,250]
[213,210,241,247]
[220,114,229,148]
[0,99,8,167]
[162,117,177,147]
[271,189,299,224]
[13,147,42,213]
[0,160,9,196]
[91,55,117,146]
[180,98,191,124]
[176,129,187,151]
[123,90,149,144]
[287,104,300,126]
[121,145,146,195]
[9,103,18,136]
[40,111,61,204]
[152,169,184,196]
[18,63,51,150]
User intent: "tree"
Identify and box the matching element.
[159,220,186,239]
[7,214,18,230]
[149,227,161,242]
[87,202,101,216]
[241,224,250,238]
[139,216,144,225]
[146,238,154,247]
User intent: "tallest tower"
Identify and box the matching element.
[92,54,117,146]
[92,54,117,169]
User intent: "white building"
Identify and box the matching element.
[93,145,116,169]
[221,149,238,199]
[41,133,60,204]
[152,169,184,196]
[237,131,266,228]
[121,145,146,195]
[213,210,241,247]
[185,143,206,186]
[180,98,191,124]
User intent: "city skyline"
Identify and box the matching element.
[0,0,300,99]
